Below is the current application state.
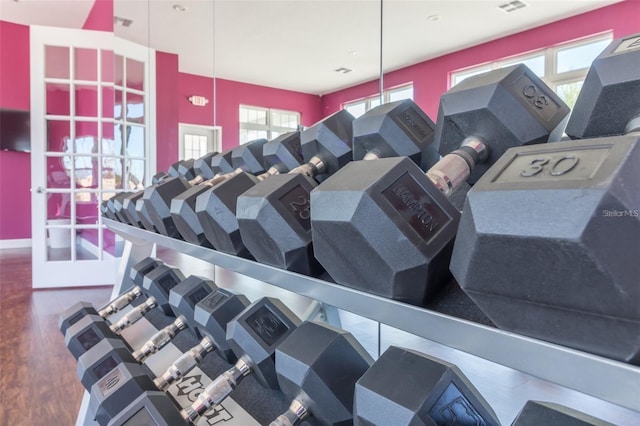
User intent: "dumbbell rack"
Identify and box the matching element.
[101,218,639,422]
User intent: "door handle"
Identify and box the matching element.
[32,187,46,194]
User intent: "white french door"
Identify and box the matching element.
[30,26,155,288]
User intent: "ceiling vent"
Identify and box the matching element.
[334,67,352,74]
[498,0,527,13]
[114,16,133,27]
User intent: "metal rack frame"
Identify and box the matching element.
[104,218,640,413]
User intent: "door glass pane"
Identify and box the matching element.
[101,160,119,191]
[114,123,126,155]
[76,85,99,117]
[46,189,71,218]
[46,157,71,190]
[125,126,145,157]
[126,58,144,91]
[114,89,123,119]
[102,50,114,82]
[76,122,98,151]
[126,92,145,123]
[75,192,100,225]
[103,228,123,257]
[45,46,70,79]
[115,54,124,86]
[126,159,145,189]
[46,224,73,261]
[74,231,99,261]
[75,48,98,81]
[103,86,115,119]
[74,156,98,189]
[46,83,70,115]
[47,120,71,152]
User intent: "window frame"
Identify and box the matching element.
[343,83,414,118]
[239,105,301,143]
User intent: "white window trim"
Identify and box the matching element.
[239,105,300,143]
[343,83,414,117]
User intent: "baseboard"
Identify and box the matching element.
[0,239,32,249]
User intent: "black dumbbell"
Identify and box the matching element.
[89,360,187,426]
[193,132,304,258]
[450,35,640,364]
[269,321,373,426]
[565,32,640,139]
[170,140,270,247]
[58,258,163,336]
[311,64,570,306]
[137,152,225,237]
[235,110,354,276]
[354,345,500,425]
[153,288,251,390]
[110,264,185,333]
[180,297,301,423]
[131,275,217,362]
[511,400,615,426]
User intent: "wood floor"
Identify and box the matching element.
[0,248,113,426]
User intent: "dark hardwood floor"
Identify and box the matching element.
[0,248,113,426]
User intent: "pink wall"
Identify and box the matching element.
[322,0,640,120]
[155,51,180,173]
[0,21,31,240]
[82,0,113,32]
[179,73,214,126]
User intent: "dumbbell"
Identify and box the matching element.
[153,287,251,390]
[511,400,615,426]
[169,139,270,247]
[119,170,184,228]
[311,64,570,306]
[180,297,301,423]
[269,321,373,426]
[235,110,354,276]
[450,35,640,364]
[565,32,640,139]
[89,359,187,426]
[193,132,304,258]
[58,257,164,336]
[110,264,185,333]
[74,276,217,390]
[132,275,217,362]
[354,345,500,425]
[136,152,225,237]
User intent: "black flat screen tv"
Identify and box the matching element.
[0,109,31,153]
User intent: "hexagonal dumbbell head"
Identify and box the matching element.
[181,297,301,423]
[511,401,615,426]
[238,173,321,275]
[106,391,189,426]
[195,136,302,256]
[112,192,133,223]
[262,132,304,174]
[129,257,163,287]
[451,135,640,364]
[299,109,355,181]
[311,156,460,305]
[171,142,267,247]
[59,301,99,335]
[168,275,217,339]
[65,314,118,360]
[168,158,197,180]
[141,176,192,237]
[193,288,251,363]
[353,99,439,168]
[566,33,640,139]
[77,337,136,391]
[271,321,374,426]
[210,148,235,175]
[142,265,185,316]
[89,361,180,426]
[435,63,570,183]
[234,111,355,276]
[193,151,219,180]
[121,192,144,227]
[152,171,169,184]
[354,346,499,426]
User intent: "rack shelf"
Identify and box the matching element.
[104,218,640,413]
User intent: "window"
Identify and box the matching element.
[239,105,300,143]
[450,33,612,108]
[343,84,414,118]
[179,124,220,160]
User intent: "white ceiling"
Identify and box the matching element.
[1,0,623,95]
